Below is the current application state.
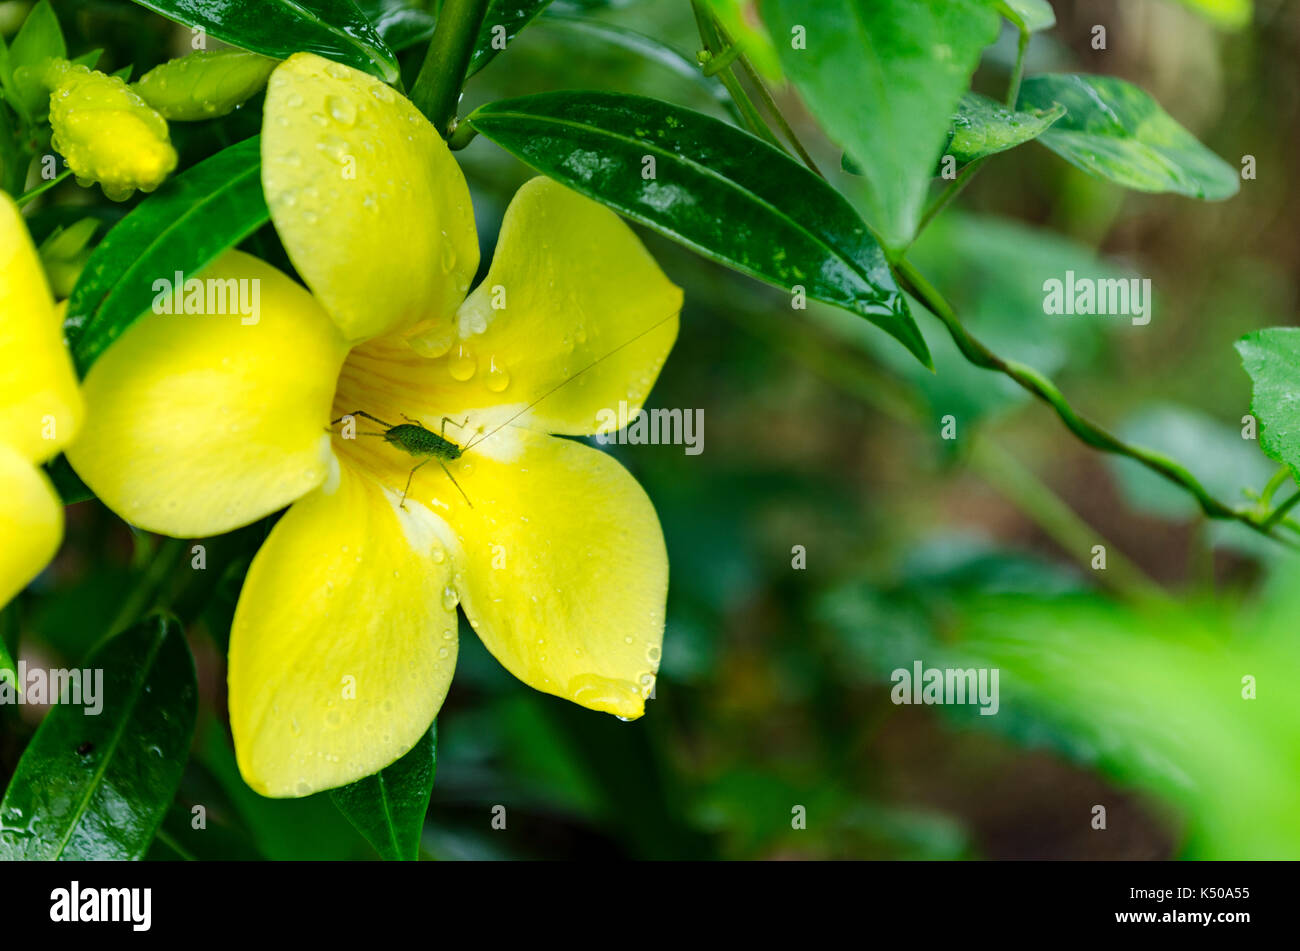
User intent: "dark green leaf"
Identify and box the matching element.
[996,0,1055,32]
[0,614,198,860]
[1236,328,1300,480]
[1018,74,1240,200]
[763,0,1001,249]
[946,92,1064,163]
[469,1,557,77]
[467,91,930,366]
[128,0,399,83]
[357,0,436,51]
[330,721,436,860]
[65,136,269,376]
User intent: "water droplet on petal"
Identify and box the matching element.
[448,344,476,381]
[485,356,510,393]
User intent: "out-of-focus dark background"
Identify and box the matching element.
[6,0,1300,860]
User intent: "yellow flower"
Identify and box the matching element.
[0,194,83,607]
[46,62,178,201]
[67,53,682,798]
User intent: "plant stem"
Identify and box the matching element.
[1006,27,1030,108]
[410,0,492,136]
[689,0,786,150]
[15,169,71,208]
[893,257,1300,547]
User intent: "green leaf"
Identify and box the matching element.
[1018,74,1240,200]
[996,0,1055,32]
[65,136,269,376]
[330,721,436,860]
[128,0,399,83]
[43,454,95,505]
[763,0,1001,250]
[0,614,198,860]
[4,0,66,120]
[1236,328,1300,481]
[469,1,557,77]
[946,92,1064,164]
[467,91,930,366]
[357,0,436,52]
[1173,0,1251,31]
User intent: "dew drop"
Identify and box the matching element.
[448,344,477,381]
[441,584,461,611]
[485,356,510,393]
[326,95,357,126]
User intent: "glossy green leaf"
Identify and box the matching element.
[330,721,436,861]
[3,0,66,120]
[996,0,1055,32]
[468,1,556,77]
[1236,328,1300,481]
[0,614,197,860]
[1018,74,1240,200]
[357,0,436,51]
[763,0,1001,250]
[65,136,269,376]
[128,0,399,83]
[467,91,929,366]
[946,92,1064,163]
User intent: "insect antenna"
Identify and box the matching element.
[462,309,680,453]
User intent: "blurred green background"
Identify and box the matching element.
[4,0,1300,860]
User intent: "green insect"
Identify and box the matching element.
[329,309,680,512]
[330,411,474,509]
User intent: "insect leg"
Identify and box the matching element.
[439,415,471,438]
[332,410,395,428]
[400,458,432,510]
[439,460,473,509]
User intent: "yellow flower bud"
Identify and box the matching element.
[135,49,277,121]
[46,62,178,202]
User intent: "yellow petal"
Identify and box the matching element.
[228,461,459,797]
[0,444,63,608]
[261,53,478,343]
[0,194,82,463]
[419,177,681,436]
[66,251,347,537]
[439,427,667,719]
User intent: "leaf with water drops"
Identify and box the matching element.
[134,49,277,121]
[330,721,436,861]
[1,0,67,120]
[128,0,399,83]
[0,614,197,860]
[468,1,556,77]
[467,91,930,367]
[1018,74,1240,200]
[356,0,436,51]
[1236,328,1300,482]
[65,136,268,376]
[946,92,1065,164]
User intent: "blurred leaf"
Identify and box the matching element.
[469,1,556,77]
[1109,404,1273,520]
[946,93,1064,163]
[467,91,930,366]
[820,555,1300,858]
[705,0,781,80]
[1172,0,1250,31]
[996,0,1055,32]
[65,136,268,375]
[0,614,197,860]
[2,0,66,120]
[763,0,1001,249]
[1018,74,1239,200]
[1236,328,1300,481]
[330,721,436,861]
[128,0,399,83]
